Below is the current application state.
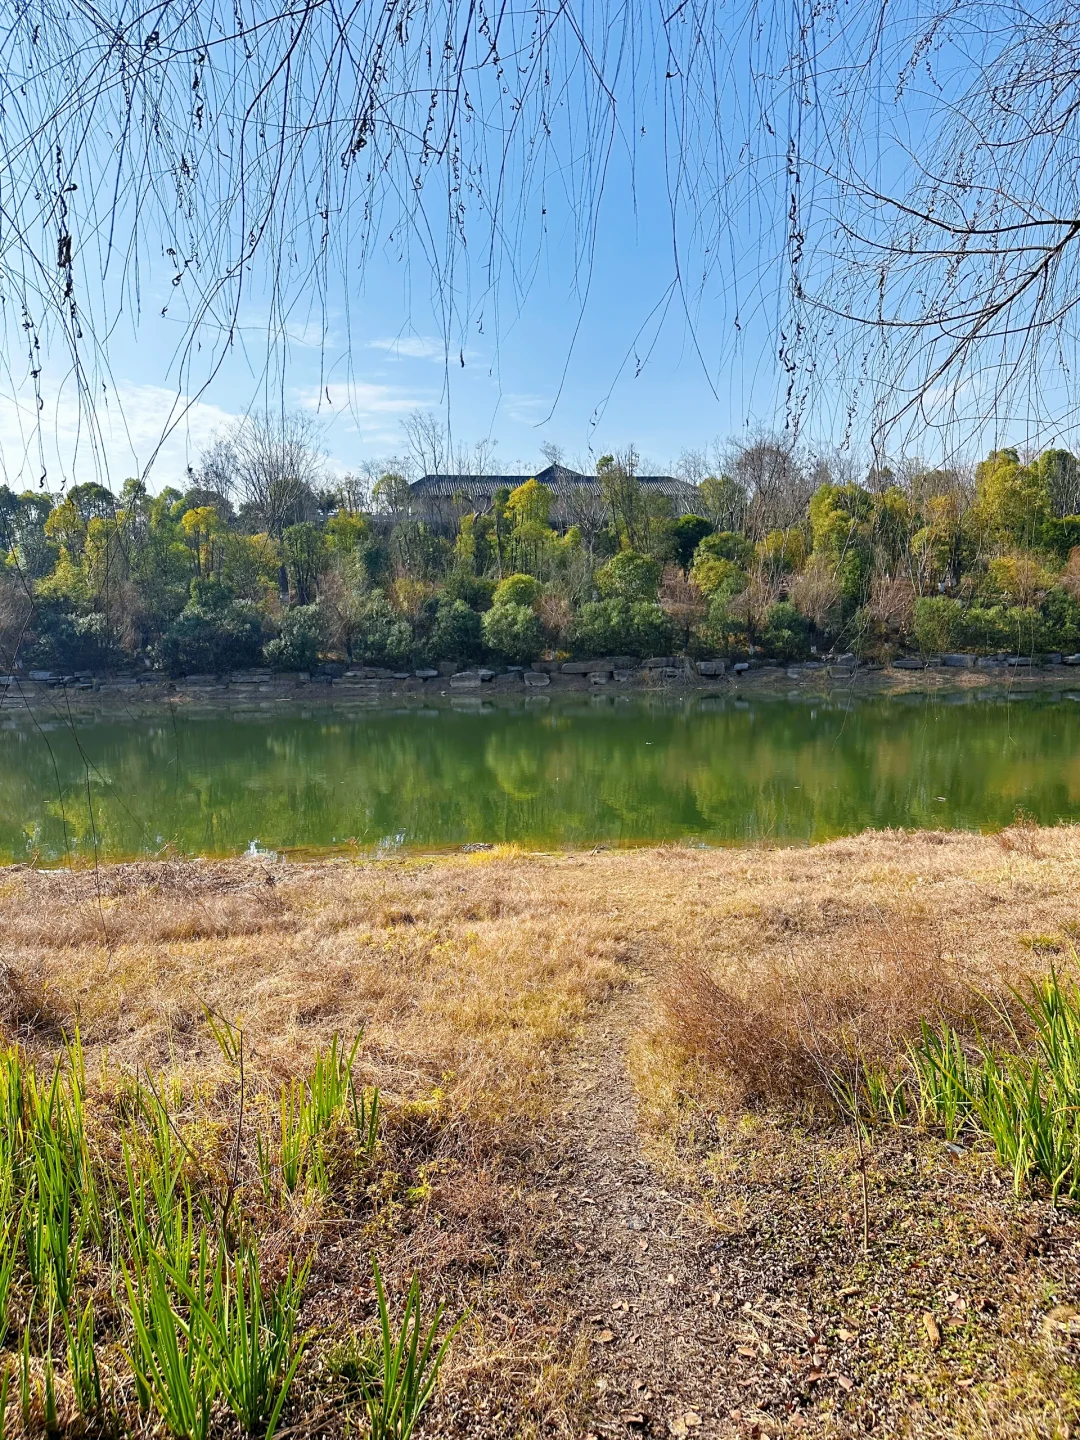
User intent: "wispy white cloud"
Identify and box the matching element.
[0,380,239,494]
[366,335,448,361]
[502,391,550,424]
[311,381,428,414]
[0,371,441,496]
[299,381,433,452]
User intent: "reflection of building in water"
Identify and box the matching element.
[408,463,698,531]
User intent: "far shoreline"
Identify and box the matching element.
[1,652,1078,720]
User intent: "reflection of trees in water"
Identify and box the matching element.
[0,699,1077,861]
[484,733,545,802]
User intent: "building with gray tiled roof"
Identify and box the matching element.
[408,463,700,529]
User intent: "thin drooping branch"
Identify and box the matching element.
[5,0,1080,478]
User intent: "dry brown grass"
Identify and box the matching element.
[6,825,1077,1119]
[0,849,630,1153]
[620,830,1080,1440]
[0,847,638,1439]
[648,826,1080,1108]
[661,906,1004,1109]
[4,828,1080,1436]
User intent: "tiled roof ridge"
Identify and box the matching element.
[410,463,690,497]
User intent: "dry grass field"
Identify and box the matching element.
[2,826,1080,1438]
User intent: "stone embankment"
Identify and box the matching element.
[2,648,1078,714]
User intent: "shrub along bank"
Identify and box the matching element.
[5,445,1080,676]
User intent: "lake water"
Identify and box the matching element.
[2,691,1079,863]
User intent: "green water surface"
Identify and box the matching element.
[1,691,1078,862]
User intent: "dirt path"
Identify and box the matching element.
[547,983,734,1438]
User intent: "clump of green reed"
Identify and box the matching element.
[202,1244,310,1436]
[328,1257,459,1440]
[64,1297,103,1420]
[0,1022,454,1440]
[256,1033,380,1199]
[904,967,1080,1203]
[114,1075,204,1276]
[0,1177,20,1347]
[0,1035,102,1322]
[907,1019,975,1140]
[124,1235,310,1440]
[124,1245,218,1440]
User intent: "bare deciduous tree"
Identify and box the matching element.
[230,412,325,539]
[190,439,239,506]
[727,437,815,539]
[334,473,370,514]
[403,413,451,479]
[770,0,1080,448]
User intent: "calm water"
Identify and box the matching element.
[2,691,1079,862]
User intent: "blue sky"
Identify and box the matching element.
[2,0,1062,496]
[0,2,798,494]
[0,148,778,492]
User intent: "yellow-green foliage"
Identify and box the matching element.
[808,482,872,556]
[691,552,747,598]
[986,551,1055,605]
[757,527,806,574]
[974,449,1051,546]
[325,510,370,557]
[504,479,552,529]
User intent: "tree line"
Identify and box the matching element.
[3,418,1080,675]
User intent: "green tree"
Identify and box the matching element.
[180,506,225,578]
[569,598,673,657]
[757,528,806,577]
[156,600,264,674]
[912,596,963,655]
[493,573,542,608]
[505,478,553,528]
[672,514,714,569]
[694,530,754,566]
[872,487,916,573]
[1033,449,1080,520]
[430,597,483,662]
[325,510,370,558]
[911,492,970,590]
[693,589,749,657]
[761,601,811,661]
[389,520,450,580]
[346,590,414,666]
[44,496,90,562]
[973,449,1050,546]
[808,483,873,556]
[482,602,543,663]
[690,548,748,600]
[371,472,413,516]
[0,492,54,577]
[265,603,326,670]
[595,550,661,604]
[597,454,671,553]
